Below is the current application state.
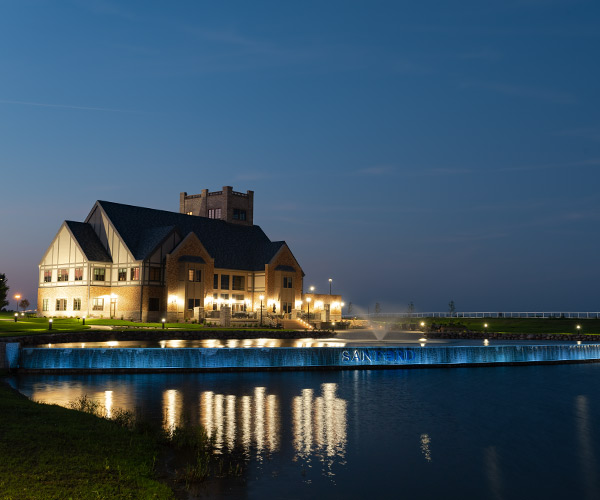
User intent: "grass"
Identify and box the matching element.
[376,317,600,335]
[0,384,246,499]
[0,312,295,337]
[0,383,173,499]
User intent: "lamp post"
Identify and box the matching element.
[329,278,332,295]
[162,318,166,329]
[576,324,581,335]
[14,313,18,323]
[259,295,264,326]
[307,297,312,322]
[48,319,53,330]
[15,294,21,314]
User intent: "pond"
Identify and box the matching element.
[7,362,600,499]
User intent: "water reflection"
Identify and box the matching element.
[420,433,432,462]
[200,387,280,456]
[293,383,347,462]
[576,395,599,499]
[36,338,347,349]
[484,446,503,500]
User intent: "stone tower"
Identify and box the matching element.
[179,186,254,226]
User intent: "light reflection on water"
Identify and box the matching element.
[36,339,348,349]
[8,364,600,499]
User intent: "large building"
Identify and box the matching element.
[38,187,342,324]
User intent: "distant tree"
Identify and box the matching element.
[407,301,415,316]
[448,300,456,316]
[375,302,381,314]
[19,298,30,310]
[347,302,353,315]
[0,273,9,310]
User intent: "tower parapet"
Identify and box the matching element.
[180,186,254,225]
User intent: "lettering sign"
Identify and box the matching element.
[341,348,415,364]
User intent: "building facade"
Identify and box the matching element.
[38,189,342,323]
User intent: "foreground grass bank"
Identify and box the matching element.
[0,382,174,499]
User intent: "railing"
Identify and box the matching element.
[232,191,248,197]
[208,191,222,196]
[357,312,600,319]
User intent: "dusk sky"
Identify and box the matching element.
[2,1,600,313]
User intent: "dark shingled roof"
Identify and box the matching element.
[65,221,112,262]
[94,201,287,271]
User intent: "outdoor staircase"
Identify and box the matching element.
[282,318,312,330]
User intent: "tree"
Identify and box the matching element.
[448,300,456,316]
[19,298,30,311]
[347,302,353,315]
[375,302,381,314]
[0,273,9,310]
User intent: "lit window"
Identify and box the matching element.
[208,208,222,219]
[186,211,193,215]
[131,267,140,281]
[93,268,105,281]
[92,298,104,311]
[188,269,195,282]
[56,299,67,311]
[57,268,69,282]
[73,298,81,311]
[43,270,52,283]
[42,299,49,311]
[118,268,127,281]
[74,268,83,281]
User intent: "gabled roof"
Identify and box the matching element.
[92,201,290,271]
[65,221,112,262]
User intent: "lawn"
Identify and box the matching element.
[379,317,600,335]
[0,312,296,337]
[0,382,173,499]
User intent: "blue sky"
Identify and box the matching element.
[1,0,600,313]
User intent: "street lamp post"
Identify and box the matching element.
[15,294,21,314]
[307,297,312,322]
[259,295,264,326]
[329,278,332,295]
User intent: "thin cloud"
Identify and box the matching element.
[0,100,139,113]
[354,166,396,176]
[459,81,576,104]
[557,128,600,142]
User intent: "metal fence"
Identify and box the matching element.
[357,312,600,319]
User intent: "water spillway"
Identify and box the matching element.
[14,343,600,372]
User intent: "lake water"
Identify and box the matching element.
[7,363,600,499]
